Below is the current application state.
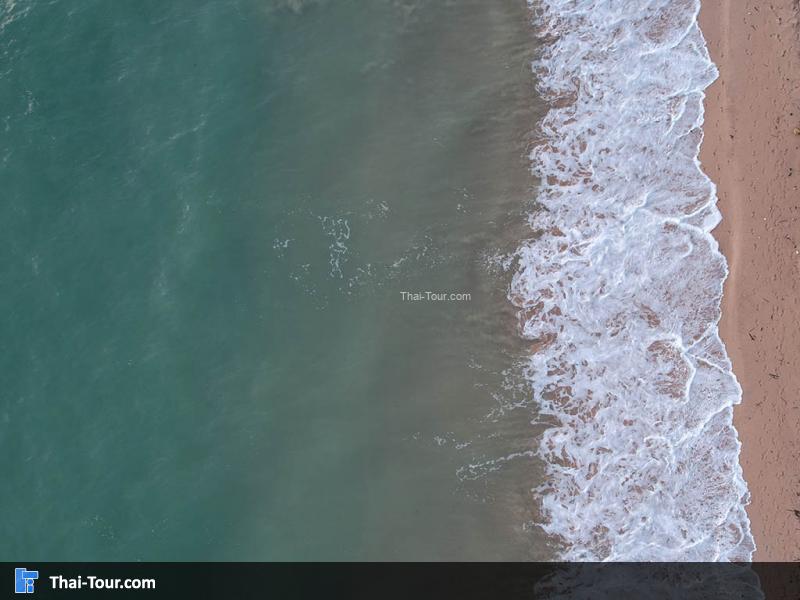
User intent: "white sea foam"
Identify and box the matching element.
[511,0,754,560]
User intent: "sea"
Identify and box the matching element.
[1,0,552,561]
[513,0,753,561]
[0,0,752,562]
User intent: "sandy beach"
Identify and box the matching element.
[700,0,800,561]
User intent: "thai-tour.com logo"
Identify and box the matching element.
[14,567,156,593]
[14,568,38,594]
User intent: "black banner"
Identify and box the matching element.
[2,562,799,599]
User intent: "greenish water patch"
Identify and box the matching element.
[0,0,550,560]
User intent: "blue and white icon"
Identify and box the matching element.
[14,568,39,594]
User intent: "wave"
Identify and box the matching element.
[510,0,754,560]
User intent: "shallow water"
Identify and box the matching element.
[0,0,551,560]
[512,0,753,561]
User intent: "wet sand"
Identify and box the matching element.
[700,0,800,561]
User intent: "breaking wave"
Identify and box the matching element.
[510,0,754,560]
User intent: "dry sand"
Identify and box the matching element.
[700,0,800,562]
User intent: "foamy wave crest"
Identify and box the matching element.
[511,0,754,560]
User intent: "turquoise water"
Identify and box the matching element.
[1,0,550,560]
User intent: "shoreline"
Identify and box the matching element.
[520,1,754,560]
[699,0,800,561]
